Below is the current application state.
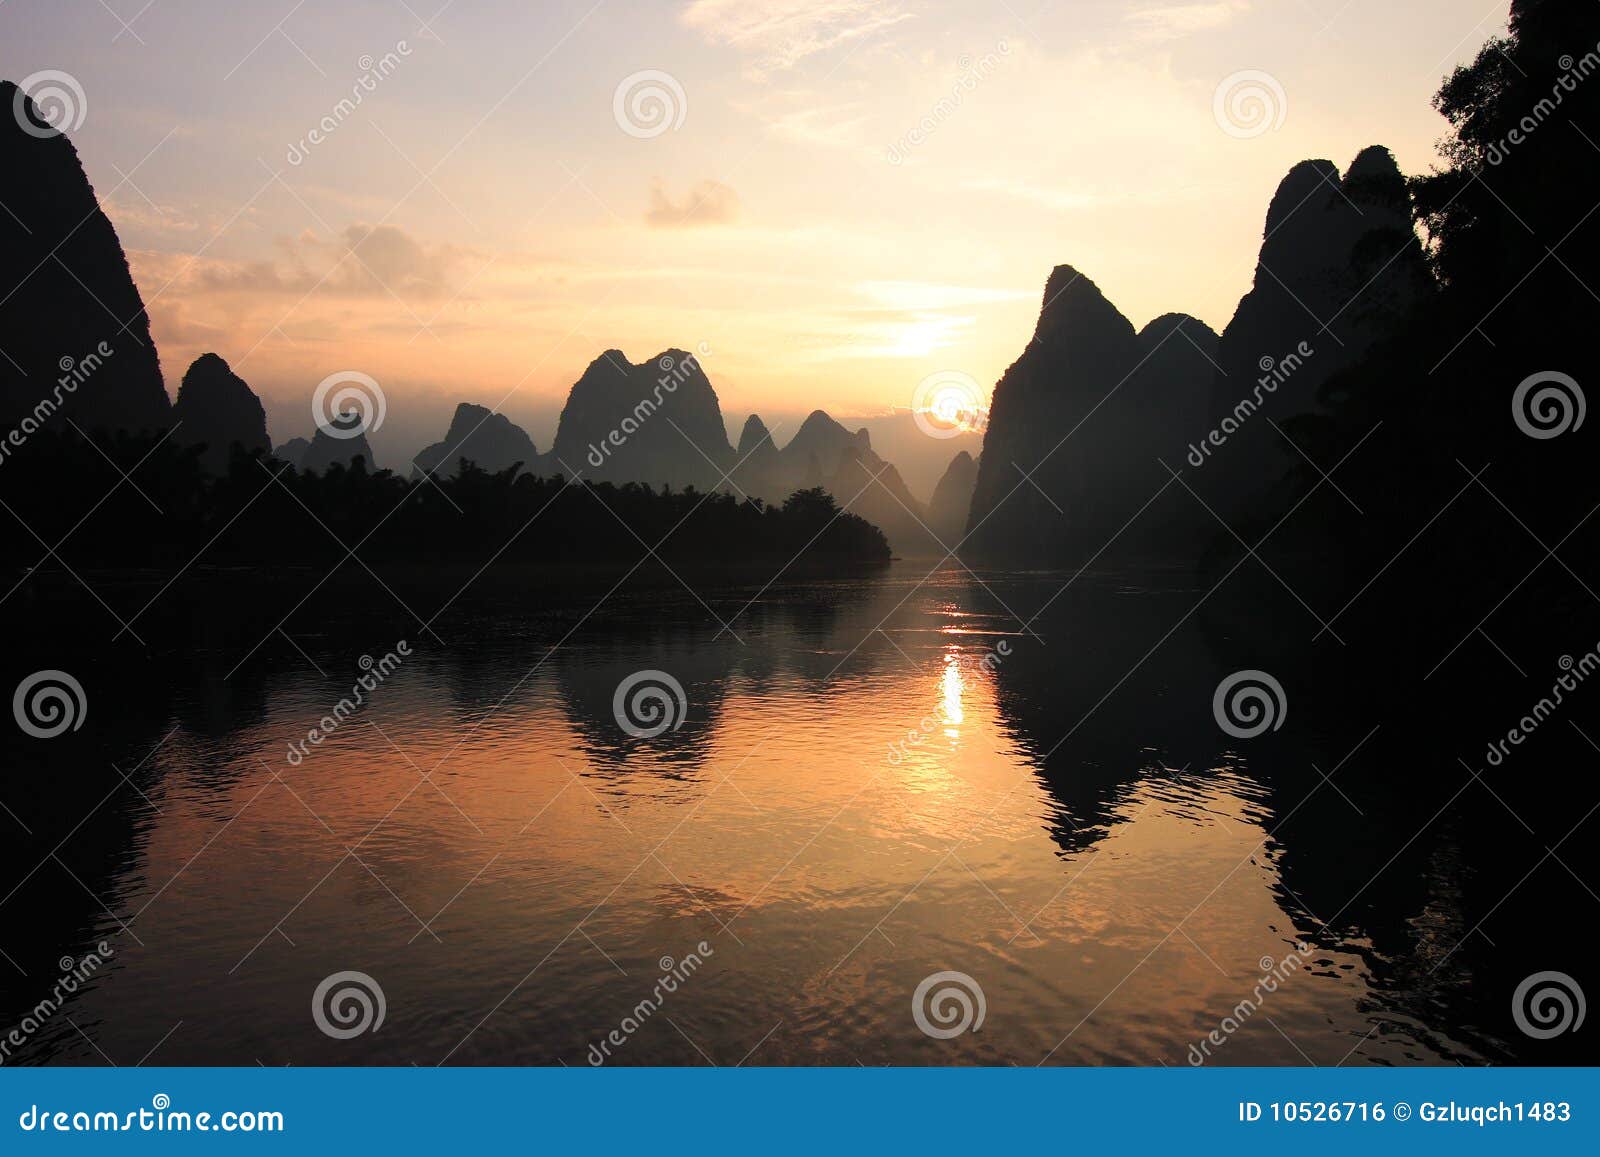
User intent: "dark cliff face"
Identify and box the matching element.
[964,265,1142,561]
[171,353,270,473]
[0,79,172,434]
[1196,147,1430,520]
[963,148,1426,564]
[928,450,979,544]
[413,402,542,479]
[548,349,734,490]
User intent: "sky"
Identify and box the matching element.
[2,0,1508,492]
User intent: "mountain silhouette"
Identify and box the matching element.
[964,265,1143,561]
[271,437,311,469]
[732,409,939,555]
[299,413,379,474]
[170,353,269,473]
[928,450,978,544]
[413,402,542,479]
[549,349,734,489]
[1194,146,1429,520]
[0,79,171,434]
[543,351,939,553]
[966,149,1422,563]
[732,413,781,483]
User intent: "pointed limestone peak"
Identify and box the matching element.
[737,413,774,456]
[1031,264,1137,347]
[1262,159,1341,236]
[1341,145,1409,212]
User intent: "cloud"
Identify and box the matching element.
[645,179,742,228]
[680,0,912,75]
[190,223,473,300]
[1123,1,1251,41]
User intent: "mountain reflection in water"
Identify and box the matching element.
[1,563,1579,1066]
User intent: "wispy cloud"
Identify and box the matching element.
[680,0,912,75]
[1123,0,1251,41]
[644,179,742,228]
[188,223,474,300]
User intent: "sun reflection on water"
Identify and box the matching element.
[941,650,965,733]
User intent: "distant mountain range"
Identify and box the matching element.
[0,74,1428,566]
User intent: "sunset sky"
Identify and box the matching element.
[4,0,1506,487]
